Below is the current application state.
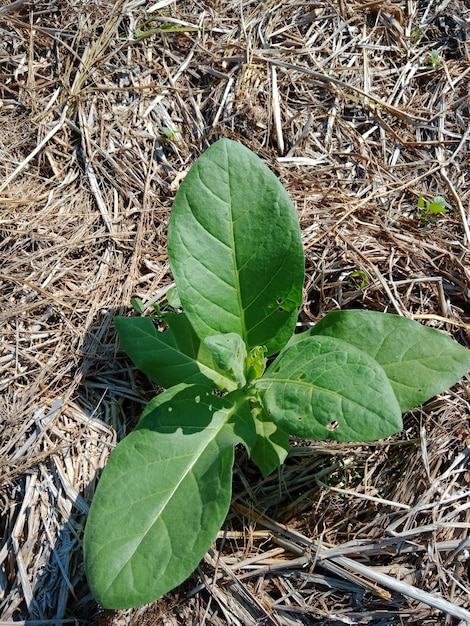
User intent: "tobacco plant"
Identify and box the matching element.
[84,139,470,609]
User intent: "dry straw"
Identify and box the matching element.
[0,0,469,624]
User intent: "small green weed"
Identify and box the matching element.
[428,50,440,69]
[410,25,420,45]
[418,194,448,220]
[347,270,368,289]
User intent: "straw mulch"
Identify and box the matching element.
[1,0,469,624]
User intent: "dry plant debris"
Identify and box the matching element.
[0,0,469,624]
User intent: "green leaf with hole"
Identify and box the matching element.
[259,335,402,441]
[308,310,470,412]
[84,384,255,609]
[167,138,304,356]
[115,315,236,391]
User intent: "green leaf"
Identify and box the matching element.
[166,286,182,309]
[204,333,247,387]
[245,345,267,382]
[426,196,447,214]
[130,297,146,315]
[115,315,236,391]
[84,384,255,609]
[309,310,470,412]
[249,405,290,477]
[167,138,304,356]
[259,335,403,442]
[347,270,368,289]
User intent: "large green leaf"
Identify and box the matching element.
[115,315,236,391]
[259,336,402,442]
[167,138,305,356]
[308,310,470,412]
[84,384,255,609]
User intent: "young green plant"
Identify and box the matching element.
[84,139,470,609]
[418,194,447,220]
[428,49,440,69]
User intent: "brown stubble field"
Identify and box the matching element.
[0,0,469,624]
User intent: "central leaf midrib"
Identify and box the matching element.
[227,161,247,344]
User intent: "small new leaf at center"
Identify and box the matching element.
[204,333,247,386]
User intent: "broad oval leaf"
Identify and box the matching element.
[167,138,304,356]
[308,310,470,412]
[115,315,236,391]
[84,384,255,609]
[259,336,402,442]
